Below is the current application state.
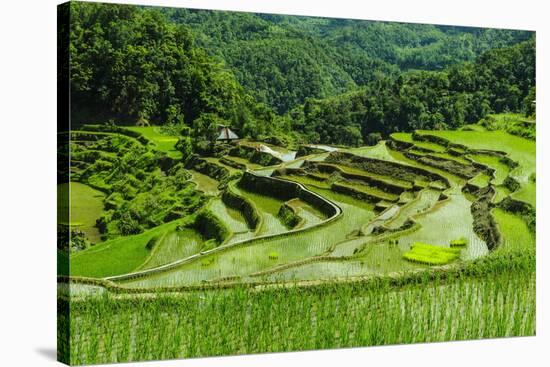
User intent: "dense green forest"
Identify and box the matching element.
[68,2,535,147]
[166,9,532,113]
[289,39,536,145]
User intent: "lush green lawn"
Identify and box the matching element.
[126,126,182,159]
[57,182,105,243]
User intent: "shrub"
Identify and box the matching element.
[277,203,302,229]
[193,210,231,244]
[145,235,160,250]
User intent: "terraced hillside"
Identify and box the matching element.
[62,123,534,290]
[59,122,536,365]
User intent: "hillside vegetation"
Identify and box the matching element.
[58,3,536,365]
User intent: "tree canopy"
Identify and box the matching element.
[67,2,535,147]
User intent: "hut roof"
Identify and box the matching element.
[217,126,239,140]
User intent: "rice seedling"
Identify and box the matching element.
[138,228,204,270]
[416,130,535,206]
[396,193,488,260]
[403,242,461,265]
[70,219,184,277]
[345,141,401,163]
[492,208,535,253]
[450,238,467,247]
[63,260,535,365]
[384,188,440,230]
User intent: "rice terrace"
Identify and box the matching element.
[58,2,536,365]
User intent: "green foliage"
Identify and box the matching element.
[69,2,275,137]
[69,131,205,239]
[192,113,225,151]
[175,136,193,160]
[523,86,536,117]
[57,225,91,253]
[277,203,302,229]
[479,113,535,140]
[193,210,231,244]
[165,8,531,114]
[290,38,535,144]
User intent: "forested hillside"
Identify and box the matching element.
[289,39,536,145]
[165,8,532,113]
[68,2,277,138]
[67,2,535,147]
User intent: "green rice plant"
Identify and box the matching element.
[64,260,535,365]
[416,129,535,206]
[492,208,535,253]
[467,154,510,185]
[70,219,184,278]
[345,141,401,163]
[268,252,279,260]
[139,228,204,270]
[125,126,181,159]
[396,193,488,261]
[188,170,220,195]
[450,238,467,247]
[201,257,215,266]
[118,188,376,288]
[384,188,440,230]
[403,242,461,265]
[390,132,414,143]
[468,173,491,188]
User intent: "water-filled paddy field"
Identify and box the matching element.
[65,127,534,295]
